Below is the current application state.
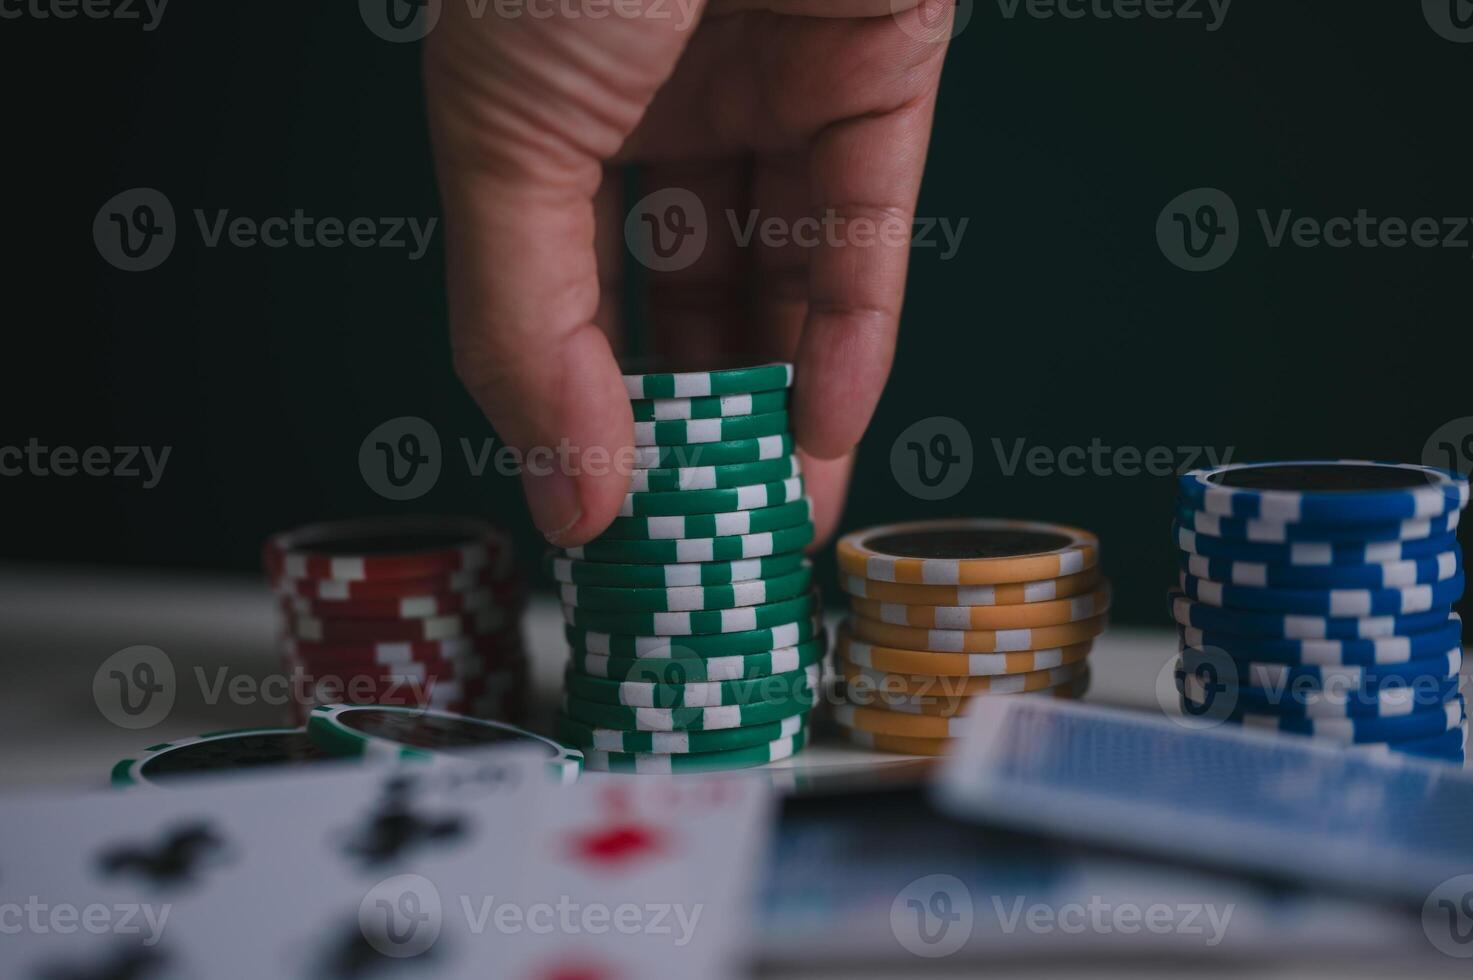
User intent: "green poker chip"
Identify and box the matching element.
[633,410,790,447]
[111,727,336,787]
[631,389,789,423]
[304,704,582,783]
[601,497,812,540]
[559,564,813,613]
[622,361,794,400]
[563,521,815,564]
[563,591,818,636]
[566,662,820,708]
[546,551,806,588]
[633,434,794,470]
[581,727,809,773]
[628,455,801,494]
[564,614,824,658]
[562,688,817,731]
[620,476,805,518]
[568,638,826,682]
[557,712,807,754]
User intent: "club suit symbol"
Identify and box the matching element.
[93,646,175,730]
[93,189,176,272]
[1156,188,1238,272]
[1425,0,1473,42]
[97,822,228,888]
[359,416,442,501]
[624,188,708,272]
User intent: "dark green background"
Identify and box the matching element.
[7,3,1470,625]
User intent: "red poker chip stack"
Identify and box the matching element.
[261,516,527,725]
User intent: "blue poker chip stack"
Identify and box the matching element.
[1169,460,1470,765]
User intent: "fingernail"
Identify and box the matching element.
[524,470,583,545]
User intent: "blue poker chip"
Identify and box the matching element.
[1177,569,1466,617]
[1354,720,1469,763]
[1179,461,1469,526]
[1175,664,1462,718]
[1193,695,1466,744]
[1175,505,1461,544]
[1178,615,1463,666]
[1178,550,1462,590]
[1169,592,1452,640]
[1179,645,1462,691]
[1174,525,1458,567]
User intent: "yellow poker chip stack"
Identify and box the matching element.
[832,518,1110,754]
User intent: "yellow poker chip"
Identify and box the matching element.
[837,726,952,756]
[837,666,1084,716]
[836,518,1099,586]
[835,657,1088,700]
[835,624,1093,676]
[834,669,1092,736]
[847,585,1111,631]
[848,612,1108,654]
[839,567,1103,607]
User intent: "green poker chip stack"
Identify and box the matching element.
[551,361,824,772]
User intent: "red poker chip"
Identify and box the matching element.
[272,566,521,602]
[283,605,512,644]
[280,630,524,666]
[284,648,528,685]
[263,515,514,583]
[279,586,523,622]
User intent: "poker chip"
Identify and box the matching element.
[305,704,582,783]
[627,456,801,495]
[263,516,513,582]
[1179,461,1469,525]
[1352,720,1468,763]
[832,703,974,739]
[848,612,1108,654]
[562,689,817,732]
[632,434,795,470]
[569,640,825,682]
[557,712,806,754]
[840,665,1087,716]
[111,728,336,787]
[580,728,807,774]
[566,616,824,658]
[563,521,815,564]
[1168,593,1450,640]
[565,662,820,709]
[837,518,1098,586]
[1228,696,1466,744]
[599,497,812,540]
[622,361,794,400]
[1175,505,1460,544]
[631,388,788,422]
[837,727,952,757]
[563,591,818,636]
[1177,570,1465,617]
[558,563,813,612]
[1175,525,1458,566]
[1179,646,1463,691]
[546,551,806,588]
[1175,665,1462,718]
[619,476,805,517]
[553,362,817,768]
[1178,617,1463,666]
[847,585,1111,630]
[1177,550,1462,590]
[836,658,1088,699]
[265,515,527,726]
[633,410,790,447]
[840,566,1103,607]
[836,625,1094,676]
